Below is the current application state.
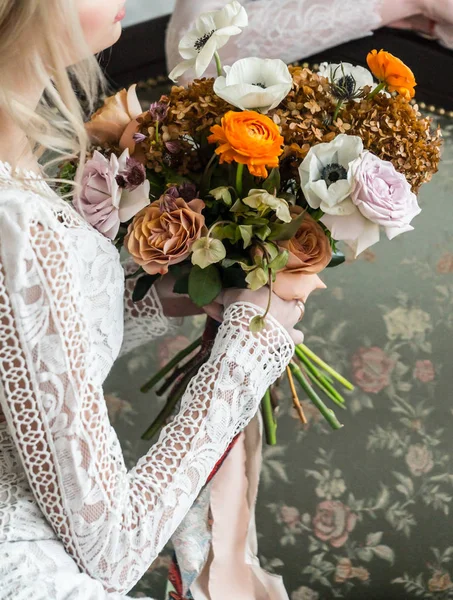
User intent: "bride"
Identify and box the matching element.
[167,0,453,78]
[0,1,305,598]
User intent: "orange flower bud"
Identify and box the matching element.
[367,49,416,100]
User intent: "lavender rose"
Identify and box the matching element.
[352,151,421,239]
[74,149,150,240]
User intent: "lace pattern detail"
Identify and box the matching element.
[166,0,382,75]
[121,260,175,357]
[0,175,294,594]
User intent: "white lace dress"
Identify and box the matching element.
[166,0,383,77]
[0,162,294,599]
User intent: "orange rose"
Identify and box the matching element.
[125,197,206,275]
[367,49,416,100]
[86,84,142,145]
[273,207,331,301]
[208,110,284,179]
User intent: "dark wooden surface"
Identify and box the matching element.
[101,16,453,110]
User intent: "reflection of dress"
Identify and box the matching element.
[166,0,382,78]
[0,161,294,599]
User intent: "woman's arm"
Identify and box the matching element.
[0,190,294,594]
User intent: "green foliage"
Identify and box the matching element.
[188,264,222,307]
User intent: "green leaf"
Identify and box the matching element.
[249,315,266,333]
[263,242,280,262]
[173,274,189,295]
[328,250,346,268]
[269,249,289,272]
[263,168,281,195]
[132,274,160,303]
[245,267,269,291]
[214,224,240,243]
[191,238,227,269]
[242,217,270,227]
[268,210,306,241]
[238,225,253,249]
[210,186,233,207]
[255,225,272,241]
[188,264,222,307]
[230,199,248,214]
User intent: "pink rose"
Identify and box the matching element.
[413,360,435,383]
[321,151,421,257]
[74,150,150,239]
[312,501,357,548]
[352,346,395,394]
[406,444,434,476]
[352,152,421,239]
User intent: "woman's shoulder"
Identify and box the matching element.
[0,182,61,230]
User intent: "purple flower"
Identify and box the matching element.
[116,157,146,191]
[74,149,150,240]
[165,182,199,203]
[133,132,146,143]
[352,152,421,239]
[149,101,169,122]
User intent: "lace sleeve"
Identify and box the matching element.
[0,192,294,594]
[166,0,383,77]
[120,258,177,356]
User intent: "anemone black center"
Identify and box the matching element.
[337,74,356,97]
[194,30,215,52]
[254,82,267,89]
[321,163,348,187]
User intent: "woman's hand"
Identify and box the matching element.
[221,287,305,345]
[155,273,223,319]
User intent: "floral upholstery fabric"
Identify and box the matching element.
[105,98,453,599]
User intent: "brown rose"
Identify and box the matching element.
[86,84,142,146]
[413,359,435,383]
[273,207,331,301]
[312,501,357,548]
[428,571,453,592]
[125,197,206,275]
[352,346,395,394]
[335,558,369,583]
[405,444,434,477]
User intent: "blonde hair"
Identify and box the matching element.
[0,0,106,181]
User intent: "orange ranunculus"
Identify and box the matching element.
[124,197,206,275]
[208,110,284,179]
[86,84,142,145]
[366,49,416,100]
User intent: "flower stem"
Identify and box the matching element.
[287,366,307,424]
[367,81,386,101]
[140,336,203,394]
[155,121,160,144]
[235,163,245,197]
[261,388,277,445]
[214,51,223,77]
[290,362,344,430]
[294,350,346,407]
[333,100,343,122]
[296,344,355,391]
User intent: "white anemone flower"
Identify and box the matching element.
[169,1,248,82]
[318,62,376,101]
[214,57,292,113]
[299,134,363,216]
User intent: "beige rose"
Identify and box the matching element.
[86,84,142,146]
[383,307,432,341]
[125,197,206,275]
[335,558,370,583]
[428,571,453,592]
[274,207,331,301]
[405,444,434,477]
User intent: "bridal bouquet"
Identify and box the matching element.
[62,1,441,444]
